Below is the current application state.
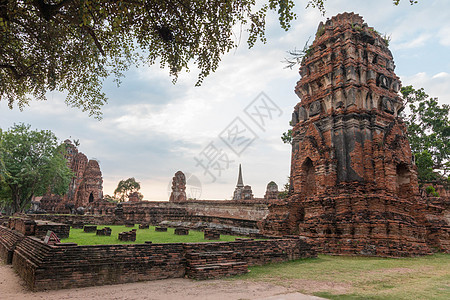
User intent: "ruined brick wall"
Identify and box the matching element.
[7,217,70,239]
[119,200,270,222]
[40,140,103,213]
[6,225,315,291]
[27,214,120,225]
[183,237,316,266]
[262,12,448,256]
[0,225,24,264]
[12,235,185,291]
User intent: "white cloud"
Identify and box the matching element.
[438,26,450,47]
[392,33,432,50]
[400,72,450,105]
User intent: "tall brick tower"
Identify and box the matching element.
[262,13,433,256]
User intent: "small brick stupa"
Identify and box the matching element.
[262,13,443,256]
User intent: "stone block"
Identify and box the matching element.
[174,228,189,235]
[83,225,97,233]
[204,229,220,240]
[118,230,136,241]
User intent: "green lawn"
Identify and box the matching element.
[234,253,450,300]
[61,225,253,245]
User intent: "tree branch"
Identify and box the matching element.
[83,26,105,56]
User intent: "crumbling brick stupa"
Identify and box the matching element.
[39,140,103,213]
[262,13,449,256]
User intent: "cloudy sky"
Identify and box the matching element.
[1,0,449,200]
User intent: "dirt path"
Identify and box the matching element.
[0,264,324,300]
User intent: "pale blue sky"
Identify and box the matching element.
[1,0,449,200]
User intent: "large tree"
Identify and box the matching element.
[401,86,450,182]
[0,123,73,213]
[114,177,142,202]
[0,0,416,118]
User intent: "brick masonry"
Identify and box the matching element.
[261,12,450,256]
[204,229,220,240]
[1,226,315,290]
[0,225,24,264]
[39,140,103,213]
[8,217,70,239]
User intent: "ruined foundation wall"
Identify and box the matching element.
[2,226,315,291]
[120,200,270,222]
[0,226,24,264]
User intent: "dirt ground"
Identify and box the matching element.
[0,264,325,300]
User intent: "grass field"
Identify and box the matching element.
[61,225,251,245]
[235,253,450,300]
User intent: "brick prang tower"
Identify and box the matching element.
[263,13,434,256]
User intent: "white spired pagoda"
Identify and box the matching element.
[232,164,253,200]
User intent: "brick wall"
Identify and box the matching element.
[12,236,186,291]
[8,217,70,239]
[0,225,24,264]
[183,237,316,266]
[0,226,315,291]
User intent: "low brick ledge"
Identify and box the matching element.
[3,225,316,290]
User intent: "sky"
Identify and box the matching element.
[1,0,449,201]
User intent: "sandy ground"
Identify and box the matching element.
[0,264,325,300]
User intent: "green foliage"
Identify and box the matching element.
[0,181,12,214]
[0,0,309,118]
[415,150,438,181]
[401,86,450,181]
[382,33,392,46]
[278,177,290,199]
[0,123,72,213]
[114,177,141,202]
[351,23,362,31]
[394,0,418,4]
[103,194,119,203]
[61,225,255,245]
[316,25,326,38]
[425,185,439,197]
[1,1,417,118]
[281,129,293,144]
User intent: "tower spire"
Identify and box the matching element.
[236,164,244,187]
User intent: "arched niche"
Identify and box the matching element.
[302,158,316,197]
[396,163,411,198]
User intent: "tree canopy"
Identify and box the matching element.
[0,123,73,213]
[114,177,141,202]
[0,0,417,118]
[401,86,450,182]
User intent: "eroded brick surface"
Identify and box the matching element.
[40,140,103,213]
[0,226,315,290]
[261,13,449,256]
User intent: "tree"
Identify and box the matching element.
[401,86,450,181]
[0,1,417,118]
[0,123,73,213]
[103,194,119,203]
[281,128,293,145]
[114,177,141,202]
[278,177,290,199]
